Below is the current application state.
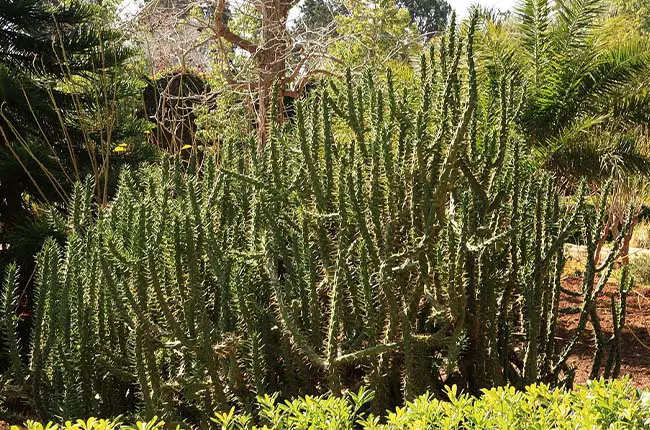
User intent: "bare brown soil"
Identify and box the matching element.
[559,274,650,388]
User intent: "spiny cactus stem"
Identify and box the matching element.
[333,342,400,366]
[428,92,477,231]
[147,250,192,348]
[458,156,488,207]
[431,39,462,147]
[588,306,606,379]
[266,259,328,369]
[2,264,24,383]
[552,218,625,376]
[489,76,509,172]
[531,186,586,279]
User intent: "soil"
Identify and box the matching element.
[559,273,650,388]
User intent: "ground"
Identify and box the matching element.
[561,246,650,388]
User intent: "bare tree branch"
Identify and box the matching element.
[214,0,259,55]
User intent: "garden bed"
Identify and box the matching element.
[560,272,650,387]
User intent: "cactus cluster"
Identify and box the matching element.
[0,16,632,425]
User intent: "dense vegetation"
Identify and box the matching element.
[2,0,650,427]
[0,0,154,300]
[13,379,650,429]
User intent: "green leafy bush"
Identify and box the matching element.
[0,12,633,426]
[16,380,650,429]
[16,417,164,430]
[220,379,650,429]
[629,252,650,286]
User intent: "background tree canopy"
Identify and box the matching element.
[397,0,452,35]
[298,0,451,36]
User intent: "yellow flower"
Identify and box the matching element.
[113,143,129,153]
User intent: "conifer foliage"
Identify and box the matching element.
[0,0,152,273]
[0,14,632,425]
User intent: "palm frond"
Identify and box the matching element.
[553,0,604,54]
[584,38,650,99]
[542,120,650,178]
[515,0,552,89]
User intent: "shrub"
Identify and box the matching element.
[16,417,164,430]
[0,13,633,425]
[630,252,650,286]
[14,379,650,429]
[630,221,650,249]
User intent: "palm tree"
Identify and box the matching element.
[515,0,650,178]
[479,0,650,261]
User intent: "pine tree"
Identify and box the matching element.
[0,0,153,318]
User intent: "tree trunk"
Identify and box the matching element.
[256,0,291,149]
[596,213,639,266]
[620,215,638,265]
[215,0,294,149]
[594,212,614,266]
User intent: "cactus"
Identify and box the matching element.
[0,13,630,424]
